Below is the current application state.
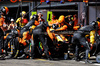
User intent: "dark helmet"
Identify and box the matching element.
[0,6,9,15]
[97,17,100,22]
[90,21,98,28]
[31,15,38,21]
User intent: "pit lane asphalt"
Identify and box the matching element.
[0,58,99,66]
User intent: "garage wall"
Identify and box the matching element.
[89,6,100,24]
[0,2,29,8]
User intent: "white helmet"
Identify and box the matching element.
[11,18,14,22]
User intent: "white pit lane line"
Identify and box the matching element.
[80,61,100,66]
[93,64,100,66]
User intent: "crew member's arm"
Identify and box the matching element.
[55,25,67,31]
[8,24,11,30]
[47,21,58,27]
[16,18,21,27]
[73,26,80,30]
[16,18,21,23]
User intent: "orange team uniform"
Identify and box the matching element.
[47,15,68,42]
[47,19,58,40]
[0,16,5,27]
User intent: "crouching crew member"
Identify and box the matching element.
[72,21,98,63]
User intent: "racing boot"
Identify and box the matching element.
[5,54,13,59]
[47,56,53,60]
[85,59,92,64]
[74,56,80,61]
[18,54,30,59]
[0,55,5,60]
[46,52,53,60]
